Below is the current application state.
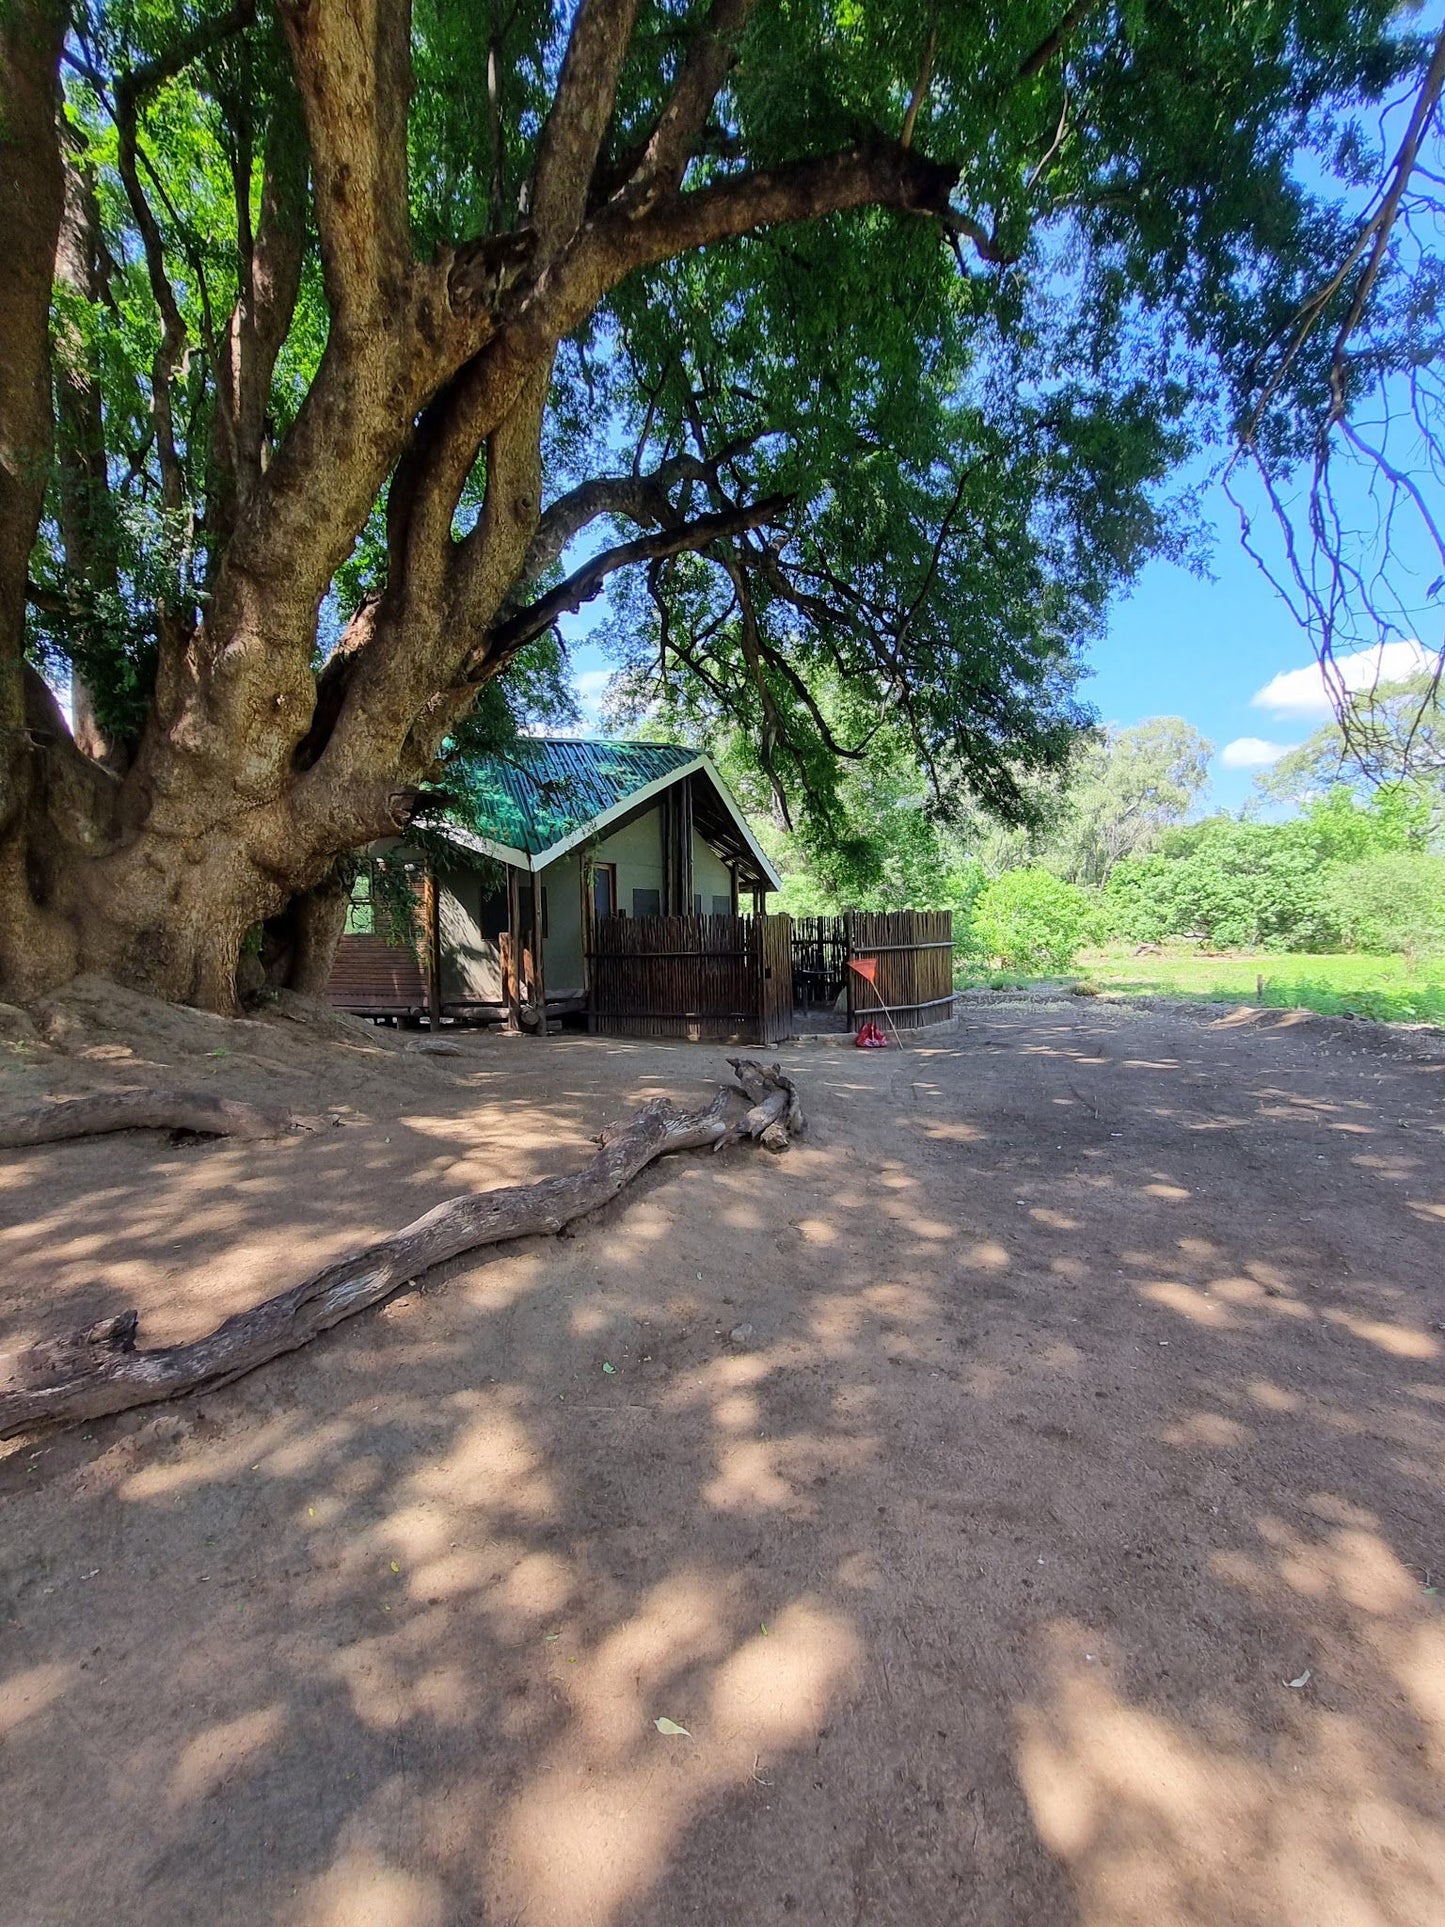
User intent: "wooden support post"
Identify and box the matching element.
[533,870,548,1035]
[680,776,694,914]
[662,788,676,914]
[582,859,596,1033]
[845,910,855,1030]
[505,865,521,1033]
[422,864,443,1031]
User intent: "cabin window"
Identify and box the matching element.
[592,862,617,920]
[694,893,703,916]
[712,894,732,916]
[632,887,661,918]
[478,885,508,942]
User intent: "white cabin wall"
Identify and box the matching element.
[437,864,504,1002]
[540,852,586,994]
[594,810,665,917]
[691,834,734,914]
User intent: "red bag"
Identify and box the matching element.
[854,1018,888,1048]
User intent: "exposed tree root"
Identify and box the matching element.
[0,1061,802,1438]
[0,1089,329,1149]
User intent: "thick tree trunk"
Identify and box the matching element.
[53,129,126,771]
[0,1,70,1000]
[0,1062,802,1437]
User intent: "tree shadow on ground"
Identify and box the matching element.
[0,1005,1442,1925]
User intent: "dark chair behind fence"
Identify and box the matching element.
[790,910,955,1030]
[790,915,849,1013]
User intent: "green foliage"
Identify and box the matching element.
[980,717,1214,881]
[1100,785,1433,950]
[1328,853,1445,960]
[23,0,1441,864]
[1103,823,1331,949]
[970,869,1090,972]
[575,0,1427,851]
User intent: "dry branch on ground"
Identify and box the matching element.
[0,1061,802,1438]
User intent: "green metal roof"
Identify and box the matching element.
[455,738,699,858]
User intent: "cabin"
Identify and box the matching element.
[327,738,782,1029]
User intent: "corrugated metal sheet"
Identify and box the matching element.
[456,739,696,858]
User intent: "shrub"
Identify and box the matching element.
[970,868,1090,971]
[1101,817,1342,949]
[1329,853,1445,961]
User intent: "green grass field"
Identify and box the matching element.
[957,944,1445,1025]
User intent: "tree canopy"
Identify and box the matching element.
[1,0,1441,1007]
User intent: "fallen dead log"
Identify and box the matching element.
[0,1060,801,1438]
[0,1089,328,1150]
[725,1057,805,1152]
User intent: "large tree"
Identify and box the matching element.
[0,0,1437,1010]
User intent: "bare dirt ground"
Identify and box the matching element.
[0,985,1442,1927]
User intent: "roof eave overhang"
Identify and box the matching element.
[432,750,782,892]
[434,823,536,871]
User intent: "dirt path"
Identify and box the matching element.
[1,996,1442,1925]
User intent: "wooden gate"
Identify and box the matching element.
[589,912,794,1043]
[790,915,849,1014]
[845,910,955,1028]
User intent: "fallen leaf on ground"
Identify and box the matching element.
[654,1717,692,1737]
[1286,1669,1312,1689]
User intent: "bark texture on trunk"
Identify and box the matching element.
[0,1061,802,1437]
[0,1,71,999]
[0,0,965,1014]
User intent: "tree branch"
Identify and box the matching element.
[1245,22,1445,445]
[1017,0,1100,83]
[612,138,963,270]
[531,0,642,246]
[276,0,413,324]
[627,0,756,199]
[520,436,761,581]
[485,494,791,665]
[0,1067,802,1438]
[213,71,308,541]
[900,10,937,149]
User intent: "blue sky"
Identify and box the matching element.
[1079,479,1428,813]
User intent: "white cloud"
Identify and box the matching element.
[1251,639,1440,718]
[1220,736,1293,769]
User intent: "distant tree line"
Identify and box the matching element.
[721,680,1445,969]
